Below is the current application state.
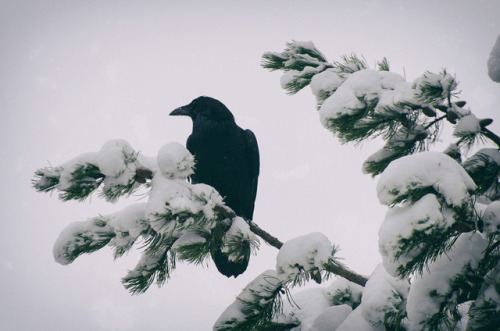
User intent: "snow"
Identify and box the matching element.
[278,278,363,330]
[221,217,258,262]
[97,140,137,177]
[213,269,281,328]
[378,194,447,276]
[191,183,225,220]
[293,40,318,52]
[171,231,206,251]
[309,69,343,102]
[145,174,194,235]
[453,114,481,136]
[53,203,148,264]
[57,139,138,195]
[412,70,458,101]
[377,152,476,207]
[280,67,320,90]
[405,233,488,329]
[488,34,500,83]
[311,305,352,330]
[106,204,148,250]
[157,142,194,179]
[318,69,417,129]
[336,305,375,331]
[482,201,500,236]
[340,264,408,329]
[276,232,333,283]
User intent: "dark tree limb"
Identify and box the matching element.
[326,264,368,287]
[482,127,500,149]
[249,222,283,249]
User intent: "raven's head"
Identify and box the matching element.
[170,96,235,122]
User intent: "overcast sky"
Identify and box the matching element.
[1,1,500,330]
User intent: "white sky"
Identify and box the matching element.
[1,1,499,330]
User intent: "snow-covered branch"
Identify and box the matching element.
[38,141,259,294]
[262,41,500,330]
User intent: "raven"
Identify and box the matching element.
[170,96,259,277]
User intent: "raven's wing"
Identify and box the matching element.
[244,129,259,220]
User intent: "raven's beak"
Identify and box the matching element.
[170,105,191,116]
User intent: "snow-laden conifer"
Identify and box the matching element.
[259,40,500,329]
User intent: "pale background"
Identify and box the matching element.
[1,1,499,330]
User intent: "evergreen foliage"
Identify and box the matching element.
[261,41,500,330]
[35,141,259,296]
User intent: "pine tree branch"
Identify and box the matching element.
[325,264,368,287]
[424,114,447,130]
[248,222,283,249]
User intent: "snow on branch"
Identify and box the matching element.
[377,152,477,277]
[40,140,259,294]
[405,233,488,330]
[214,270,293,331]
[276,232,342,286]
[263,41,500,330]
[33,139,151,202]
[54,204,150,264]
[262,41,500,177]
[215,233,372,329]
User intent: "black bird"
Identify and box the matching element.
[170,96,259,277]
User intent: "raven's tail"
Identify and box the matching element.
[211,249,249,278]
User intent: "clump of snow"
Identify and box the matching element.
[280,69,300,88]
[171,231,206,251]
[325,278,364,308]
[53,203,148,264]
[276,232,333,283]
[405,233,487,329]
[318,69,416,128]
[309,69,343,102]
[311,305,352,330]
[336,306,375,331]
[214,269,281,329]
[379,194,447,276]
[292,40,318,52]
[221,217,258,262]
[279,287,332,330]
[277,276,366,330]
[146,174,193,235]
[191,183,225,220]
[488,34,500,83]
[412,70,458,102]
[453,114,481,136]
[57,139,138,192]
[482,201,500,236]
[377,152,476,207]
[359,264,408,327]
[146,173,224,235]
[337,264,408,330]
[106,203,148,250]
[98,139,137,177]
[157,142,194,179]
